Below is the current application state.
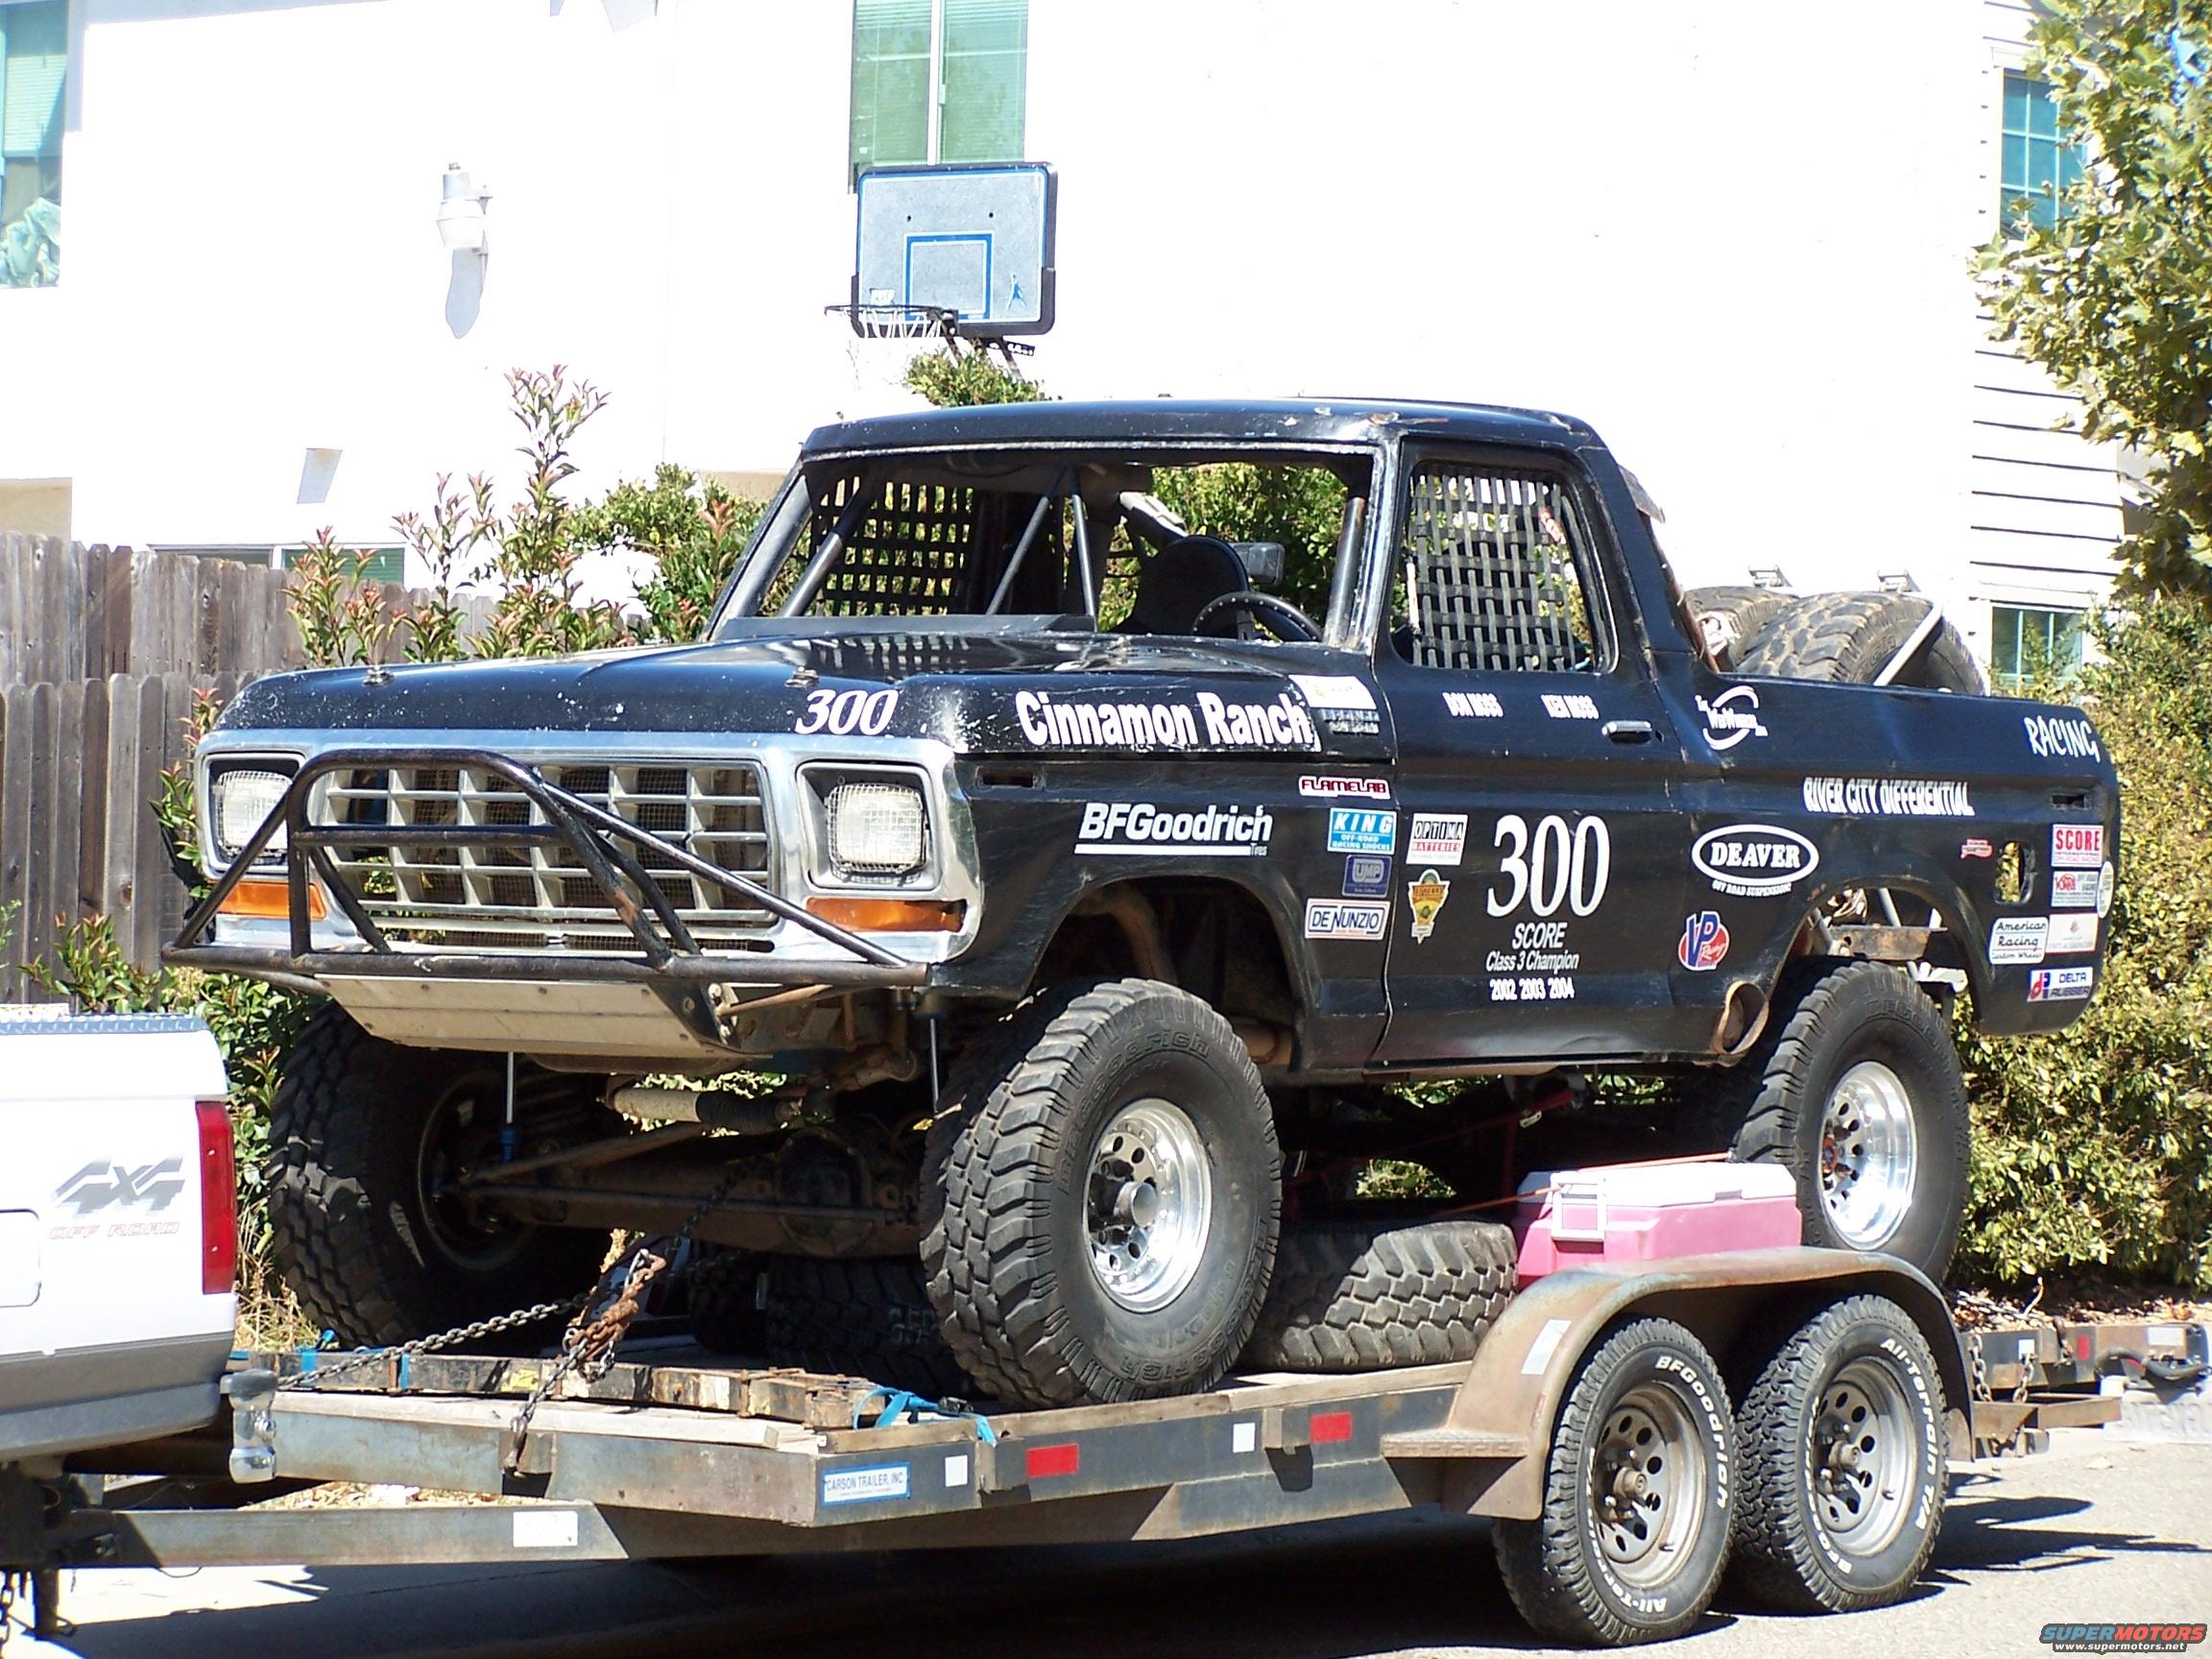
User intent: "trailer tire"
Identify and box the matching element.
[760,1257,973,1400]
[923,977,1282,1408]
[268,1007,616,1348]
[1715,960,1970,1279]
[1728,1294,1947,1612]
[1735,590,1985,693]
[686,1250,766,1358]
[1238,1218,1517,1372]
[1494,1317,1737,1647]
[1684,585,1791,670]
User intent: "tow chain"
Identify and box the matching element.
[278,1295,597,1392]
[0,1568,20,1656]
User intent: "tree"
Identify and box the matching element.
[1978,2,2212,597]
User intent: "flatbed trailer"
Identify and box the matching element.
[1,1247,2138,1650]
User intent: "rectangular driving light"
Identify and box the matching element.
[209,765,294,865]
[825,781,928,878]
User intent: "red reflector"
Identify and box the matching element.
[2077,1334,2093,1362]
[196,1099,237,1296]
[1025,1442,1081,1479]
[1310,1410,1354,1446]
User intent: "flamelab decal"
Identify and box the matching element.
[1691,825,1818,899]
[1014,689,1318,752]
[1407,812,1469,867]
[1075,803,1272,856]
[2027,965,2095,1002]
[1326,808,1398,856]
[1696,685,1767,751]
[2050,868,2101,910]
[1801,777,1975,818]
[1299,775,1390,800]
[2052,823,2104,870]
[1988,915,2050,966]
[1677,911,1730,971]
[1305,899,1389,941]
[2045,912,2099,955]
[1486,919,1580,978]
[1342,854,1391,898]
[1407,871,1451,941]
[2023,713,2101,760]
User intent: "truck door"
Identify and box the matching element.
[1371,446,1706,1065]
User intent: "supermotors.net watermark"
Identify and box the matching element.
[2042,1624,2207,1654]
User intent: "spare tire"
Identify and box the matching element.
[763,1257,972,1399]
[1685,585,1792,670]
[1240,1218,1517,1372]
[1737,591,1984,693]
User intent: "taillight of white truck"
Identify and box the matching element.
[196,1099,237,1296]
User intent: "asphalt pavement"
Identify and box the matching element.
[20,1429,2210,1659]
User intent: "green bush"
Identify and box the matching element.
[1957,594,2212,1287]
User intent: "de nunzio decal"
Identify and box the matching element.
[1691,824,1817,899]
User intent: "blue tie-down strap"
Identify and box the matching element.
[854,1386,998,1446]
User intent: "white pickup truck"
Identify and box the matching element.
[0,1014,237,1462]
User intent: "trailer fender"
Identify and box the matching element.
[1378,1247,1967,1521]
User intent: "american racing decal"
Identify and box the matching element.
[1014,689,1317,752]
[1407,812,1468,867]
[2051,868,2101,909]
[1407,871,1451,941]
[1298,775,1389,800]
[1692,824,1817,899]
[2045,912,2099,954]
[1678,911,1730,971]
[2052,823,2104,869]
[1305,899,1389,940]
[1696,685,1767,751]
[1442,690,1503,718]
[1541,692,1600,720]
[2024,713,2101,760]
[1487,814,1612,917]
[1075,803,1272,856]
[1802,777,1975,817]
[1326,808,1397,855]
[1989,915,2049,965]
[794,686,899,736]
[2028,965,2095,1001]
[1342,854,1391,898]
[1487,919,1579,978]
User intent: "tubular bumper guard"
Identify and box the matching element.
[165,748,929,989]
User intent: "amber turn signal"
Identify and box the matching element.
[805,896,965,933]
[217,876,326,922]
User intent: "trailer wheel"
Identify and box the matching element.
[760,1257,973,1399]
[269,1007,615,1348]
[1736,590,1984,693]
[1239,1218,1516,1372]
[923,978,1282,1408]
[1494,1317,1737,1647]
[1729,1294,1947,1612]
[1683,585,1791,670]
[1719,960,1970,1279]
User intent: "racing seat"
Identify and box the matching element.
[1116,535,1250,636]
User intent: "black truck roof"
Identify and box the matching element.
[802,397,1601,456]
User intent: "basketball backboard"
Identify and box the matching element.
[851,162,1056,339]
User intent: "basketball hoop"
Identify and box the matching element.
[825,302,960,343]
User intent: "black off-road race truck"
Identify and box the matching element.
[175,397,2120,1415]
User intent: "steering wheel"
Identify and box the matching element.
[1191,590,1323,642]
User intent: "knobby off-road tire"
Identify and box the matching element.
[1239,1219,1517,1372]
[1729,1295,1948,1612]
[686,1250,766,1358]
[268,1007,615,1348]
[1684,585,1792,671]
[1707,960,1970,1280]
[922,977,1282,1409]
[762,1257,972,1399]
[1736,590,1985,693]
[1493,1317,1737,1647]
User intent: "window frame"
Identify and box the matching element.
[1999,69,2084,235]
[0,0,68,291]
[1988,600,2088,691]
[849,0,1027,187]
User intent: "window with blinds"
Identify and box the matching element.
[850,0,1027,185]
[0,0,65,288]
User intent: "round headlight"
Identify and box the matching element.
[826,781,927,878]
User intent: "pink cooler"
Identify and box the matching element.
[1512,1161,1803,1280]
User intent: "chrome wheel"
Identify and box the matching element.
[1808,1357,1919,1560]
[1589,1382,1708,1588]
[1817,1061,1918,1249]
[1085,1097,1213,1313]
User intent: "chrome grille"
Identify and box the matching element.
[321,760,773,953]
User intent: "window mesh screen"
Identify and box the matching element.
[810,474,976,615]
[1401,466,1597,673]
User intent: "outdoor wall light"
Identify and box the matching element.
[436,164,492,255]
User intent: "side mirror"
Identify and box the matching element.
[1233,541,1286,589]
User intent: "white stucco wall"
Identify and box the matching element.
[0,0,2120,631]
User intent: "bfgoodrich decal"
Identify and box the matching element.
[1075,803,1272,856]
[1691,825,1818,899]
